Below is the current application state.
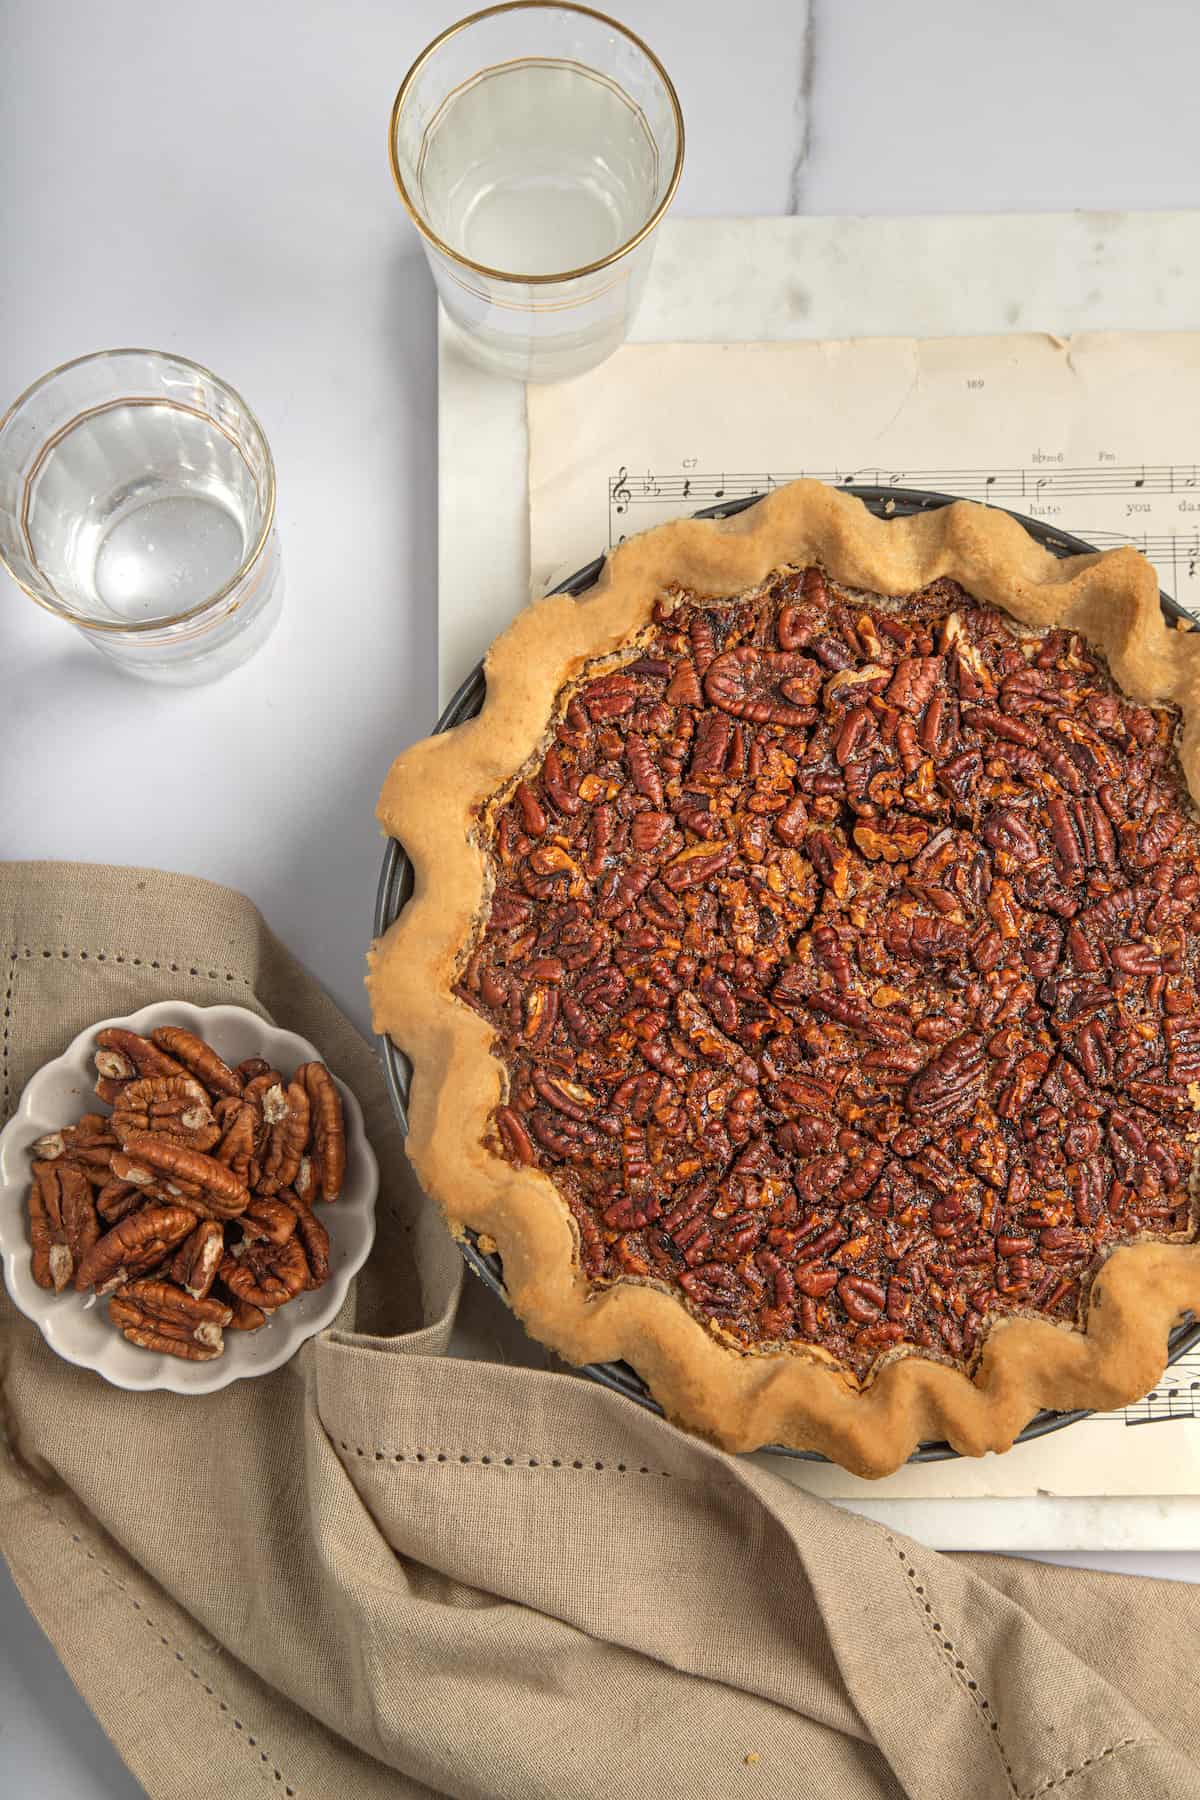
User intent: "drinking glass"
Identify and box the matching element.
[389,1,684,383]
[0,348,281,684]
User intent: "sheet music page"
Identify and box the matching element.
[528,333,1200,612]
[528,333,1200,1499]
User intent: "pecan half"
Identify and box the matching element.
[110,1318,223,1360]
[76,1205,198,1295]
[283,1193,331,1288]
[28,1161,99,1292]
[239,1196,299,1246]
[219,1239,309,1310]
[168,1219,226,1300]
[258,1079,310,1195]
[114,1131,250,1217]
[296,1063,345,1201]
[212,1100,260,1181]
[33,1114,112,1161]
[150,1026,244,1096]
[112,1076,220,1151]
[110,1279,232,1360]
[96,1028,188,1081]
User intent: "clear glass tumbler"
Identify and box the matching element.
[389,2,684,383]
[0,348,281,685]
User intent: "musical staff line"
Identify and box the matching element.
[607,467,1200,609]
[608,462,1200,518]
[1115,1346,1200,1427]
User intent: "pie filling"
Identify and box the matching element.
[455,567,1200,1381]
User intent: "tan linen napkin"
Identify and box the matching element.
[2,862,1199,1800]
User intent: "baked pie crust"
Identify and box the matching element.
[368,481,1200,1476]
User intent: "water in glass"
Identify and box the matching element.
[426,62,658,277]
[28,401,257,625]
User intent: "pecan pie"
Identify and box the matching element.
[369,482,1200,1475]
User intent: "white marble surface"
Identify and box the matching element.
[6,2,1200,1794]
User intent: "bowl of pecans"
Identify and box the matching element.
[0,1002,378,1392]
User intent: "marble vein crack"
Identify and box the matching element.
[787,1,818,215]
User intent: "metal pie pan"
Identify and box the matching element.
[375,485,1200,1463]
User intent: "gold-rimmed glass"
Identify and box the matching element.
[390,2,684,382]
[0,348,282,684]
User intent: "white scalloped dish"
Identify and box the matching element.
[0,1002,378,1393]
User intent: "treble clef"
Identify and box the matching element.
[611,465,632,514]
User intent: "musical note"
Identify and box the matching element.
[681,478,691,500]
[1122,1373,1200,1426]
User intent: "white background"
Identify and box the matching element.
[5,2,1200,1793]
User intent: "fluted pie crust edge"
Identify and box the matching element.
[367,481,1200,1477]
